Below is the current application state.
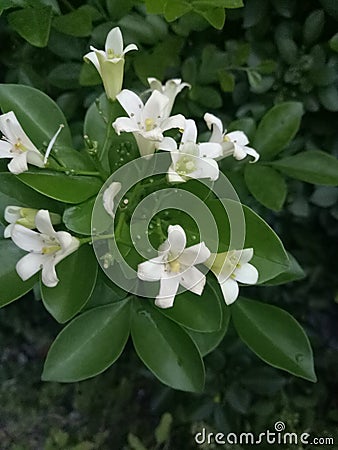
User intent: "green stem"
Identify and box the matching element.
[99,99,117,166]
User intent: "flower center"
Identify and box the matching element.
[168,258,181,273]
[144,118,155,132]
[107,48,121,59]
[42,244,61,255]
[175,155,196,176]
[13,139,27,154]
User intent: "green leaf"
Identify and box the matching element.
[17,170,102,204]
[318,85,338,111]
[155,413,173,446]
[42,299,130,382]
[227,117,256,140]
[271,150,338,185]
[145,0,166,14]
[48,63,82,89]
[164,0,192,21]
[303,9,325,46]
[196,7,226,29]
[206,199,289,283]
[127,434,148,450]
[247,70,262,90]
[41,245,98,323]
[131,301,205,392]
[244,164,287,211]
[187,279,230,356]
[159,280,222,332]
[218,70,235,92]
[52,6,93,37]
[0,84,72,148]
[253,102,303,160]
[0,239,37,307]
[232,298,317,382]
[264,252,305,286]
[329,32,338,52]
[63,197,95,235]
[8,6,52,47]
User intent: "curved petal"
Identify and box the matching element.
[5,206,21,224]
[235,262,259,284]
[103,181,122,218]
[116,89,143,120]
[158,136,177,152]
[27,149,44,168]
[239,248,254,264]
[8,153,28,174]
[105,27,123,55]
[155,275,181,308]
[35,210,56,236]
[123,43,138,54]
[204,112,223,143]
[198,142,223,159]
[165,225,186,259]
[11,224,44,252]
[83,51,101,75]
[55,231,75,252]
[142,90,169,123]
[16,252,44,281]
[246,146,260,163]
[138,256,165,281]
[0,111,37,152]
[148,77,163,92]
[141,127,164,141]
[190,157,219,181]
[181,119,197,145]
[179,242,211,266]
[41,257,59,287]
[232,143,247,160]
[161,114,186,132]
[4,224,14,238]
[180,266,206,295]
[113,117,139,135]
[227,131,249,146]
[220,277,239,305]
[0,140,13,157]
[167,166,186,183]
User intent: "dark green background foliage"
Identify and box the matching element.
[0,0,338,448]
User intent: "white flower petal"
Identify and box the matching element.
[204,112,224,143]
[191,157,219,181]
[116,89,144,119]
[4,224,14,238]
[165,225,187,259]
[147,77,163,91]
[123,43,138,54]
[227,131,249,146]
[134,134,157,157]
[155,275,181,308]
[11,224,44,252]
[234,262,259,284]
[35,210,56,236]
[138,256,165,281]
[181,119,197,145]
[0,111,38,153]
[27,150,44,168]
[105,27,123,55]
[198,142,223,159]
[113,117,139,135]
[161,114,186,132]
[167,166,186,183]
[16,252,44,281]
[180,266,206,295]
[239,248,254,264]
[158,136,178,152]
[245,146,260,163]
[7,152,28,174]
[103,181,122,218]
[232,143,247,160]
[142,90,169,123]
[179,242,211,266]
[4,206,21,224]
[220,277,239,305]
[41,257,59,287]
[83,51,101,75]
[0,140,13,157]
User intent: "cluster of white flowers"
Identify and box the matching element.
[0,26,259,305]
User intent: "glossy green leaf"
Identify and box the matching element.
[303,9,325,46]
[206,199,289,283]
[232,298,317,382]
[253,102,303,160]
[196,7,226,29]
[17,170,102,204]
[0,84,72,148]
[131,301,205,392]
[329,32,338,52]
[318,85,338,112]
[227,117,256,140]
[271,150,338,185]
[187,278,230,356]
[52,6,93,37]
[164,0,192,22]
[264,252,305,286]
[42,299,131,382]
[244,164,287,211]
[145,0,166,14]
[0,239,37,307]
[218,70,235,92]
[8,6,52,47]
[63,197,95,235]
[48,63,82,89]
[41,245,98,323]
[159,280,222,332]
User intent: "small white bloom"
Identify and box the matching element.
[204,113,259,162]
[84,27,138,101]
[205,248,259,305]
[0,111,44,174]
[159,119,222,182]
[148,77,190,118]
[11,209,79,288]
[137,225,210,308]
[3,205,61,238]
[103,181,122,218]
[113,89,186,157]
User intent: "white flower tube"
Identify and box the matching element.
[148,77,190,118]
[0,111,44,174]
[84,27,138,101]
[204,112,260,162]
[137,225,210,308]
[113,89,186,157]
[205,248,259,305]
[11,210,79,287]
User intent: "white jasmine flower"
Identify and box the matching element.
[0,111,44,174]
[204,113,259,162]
[159,119,222,182]
[137,225,210,308]
[84,27,138,101]
[3,206,61,238]
[113,89,185,157]
[103,181,122,218]
[11,209,79,288]
[148,77,190,118]
[205,248,259,305]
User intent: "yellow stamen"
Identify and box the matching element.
[14,139,26,152]
[42,245,61,255]
[145,118,155,132]
[169,259,181,273]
